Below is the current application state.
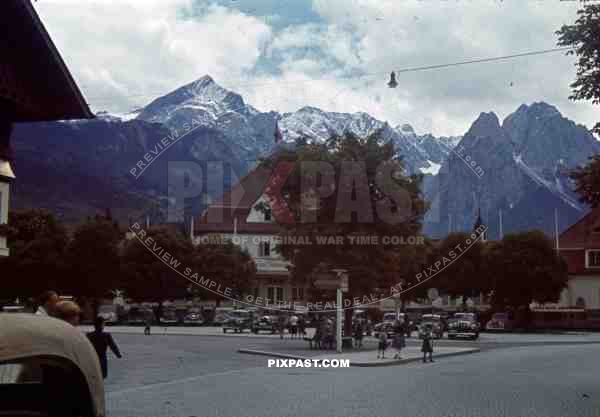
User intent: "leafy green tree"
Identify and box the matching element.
[569,154,600,207]
[0,209,70,298]
[434,232,488,308]
[65,212,123,309]
[558,5,600,206]
[557,3,600,135]
[486,230,568,319]
[260,131,428,336]
[188,241,255,304]
[121,226,194,312]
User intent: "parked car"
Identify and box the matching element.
[160,307,180,325]
[373,312,410,337]
[1,305,28,313]
[223,309,254,333]
[485,312,516,332]
[373,319,396,338]
[212,307,233,326]
[418,314,444,339]
[447,312,480,339]
[126,306,154,325]
[183,308,205,326]
[252,315,277,334]
[97,304,118,325]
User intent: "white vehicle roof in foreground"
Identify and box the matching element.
[0,313,105,417]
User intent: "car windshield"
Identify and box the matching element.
[3,1,598,416]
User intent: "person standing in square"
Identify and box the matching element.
[86,317,122,379]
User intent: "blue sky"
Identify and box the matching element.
[35,0,597,137]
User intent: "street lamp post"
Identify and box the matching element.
[332,269,348,353]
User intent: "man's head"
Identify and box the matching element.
[39,291,59,314]
[94,316,105,332]
[54,300,81,326]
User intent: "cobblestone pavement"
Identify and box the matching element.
[104,332,600,417]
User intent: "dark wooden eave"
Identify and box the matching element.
[0,0,93,121]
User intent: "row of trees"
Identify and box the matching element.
[435,231,568,310]
[0,209,255,309]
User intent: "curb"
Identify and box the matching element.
[237,348,481,367]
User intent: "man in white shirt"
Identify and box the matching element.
[289,314,299,339]
[35,291,59,316]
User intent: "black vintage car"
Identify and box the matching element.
[417,314,444,339]
[222,310,254,333]
[447,312,480,340]
[252,315,277,334]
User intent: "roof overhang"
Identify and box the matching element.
[0,0,93,121]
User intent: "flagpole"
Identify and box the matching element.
[498,209,503,240]
[190,216,194,241]
[554,208,559,252]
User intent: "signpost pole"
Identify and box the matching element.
[336,287,342,353]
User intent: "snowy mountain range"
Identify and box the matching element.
[9,75,599,237]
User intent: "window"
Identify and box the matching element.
[292,287,304,300]
[259,241,271,257]
[264,208,272,222]
[586,250,600,268]
[267,287,283,302]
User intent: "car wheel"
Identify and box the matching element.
[448,335,455,339]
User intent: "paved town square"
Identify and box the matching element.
[100,331,600,417]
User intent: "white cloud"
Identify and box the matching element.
[35,0,272,112]
[34,0,599,137]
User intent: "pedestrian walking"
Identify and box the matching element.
[392,320,406,359]
[377,330,388,359]
[144,317,152,335]
[86,317,122,379]
[421,325,434,363]
[312,325,322,349]
[353,320,364,349]
[278,314,287,339]
[298,315,306,336]
[35,290,59,316]
[289,314,298,339]
[324,319,334,350]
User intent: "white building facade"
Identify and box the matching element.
[193,171,309,307]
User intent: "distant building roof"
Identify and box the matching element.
[0,0,93,121]
[559,208,600,250]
